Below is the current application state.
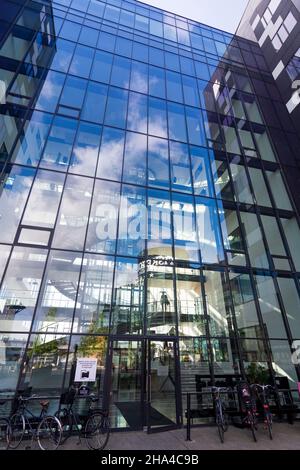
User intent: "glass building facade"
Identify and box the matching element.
[1,0,300,430]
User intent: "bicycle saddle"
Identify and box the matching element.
[40,400,50,408]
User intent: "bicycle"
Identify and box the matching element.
[0,400,10,450]
[252,384,274,440]
[237,382,258,442]
[211,387,229,443]
[7,390,62,450]
[55,386,110,450]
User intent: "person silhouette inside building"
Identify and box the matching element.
[160,290,170,313]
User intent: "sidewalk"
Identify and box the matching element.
[57,421,300,451]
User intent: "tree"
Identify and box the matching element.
[246,362,269,384]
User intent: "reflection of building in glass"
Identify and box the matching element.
[1,0,300,430]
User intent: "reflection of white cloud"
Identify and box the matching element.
[131,71,148,94]
[72,145,98,176]
[97,136,124,179]
[128,92,147,133]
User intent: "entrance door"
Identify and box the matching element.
[146,339,182,433]
[107,338,182,431]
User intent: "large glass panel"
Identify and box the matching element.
[166,70,183,103]
[170,141,192,193]
[211,337,241,378]
[239,211,269,269]
[173,193,199,262]
[230,162,253,204]
[176,266,204,336]
[229,272,262,337]
[117,185,146,257]
[179,338,211,399]
[73,254,114,334]
[78,25,99,47]
[219,206,246,266]
[20,334,68,396]
[127,91,147,133]
[0,166,35,243]
[270,340,298,389]
[248,168,272,207]
[110,257,144,335]
[255,129,276,162]
[190,146,213,197]
[91,50,113,83]
[148,97,167,138]
[97,127,125,181]
[85,180,121,254]
[110,56,131,89]
[0,333,28,396]
[146,247,176,336]
[280,217,300,271]
[195,197,224,264]
[22,169,65,229]
[123,132,147,186]
[82,82,108,124]
[147,339,177,430]
[59,20,81,42]
[277,277,300,338]
[148,136,169,189]
[69,44,94,79]
[40,116,77,170]
[149,66,166,99]
[0,245,11,283]
[59,76,87,112]
[241,338,269,377]
[105,87,128,128]
[65,335,107,402]
[35,71,65,113]
[0,247,47,332]
[182,76,200,107]
[70,122,101,176]
[266,170,292,211]
[204,270,233,337]
[210,158,233,201]
[168,102,187,142]
[186,107,206,147]
[32,250,82,334]
[109,340,142,429]
[130,61,148,94]
[50,39,75,73]
[261,215,287,260]
[52,175,92,251]
[254,275,288,339]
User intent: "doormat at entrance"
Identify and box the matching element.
[115,402,174,429]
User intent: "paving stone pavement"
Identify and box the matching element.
[54,421,300,451]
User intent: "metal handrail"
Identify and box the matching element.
[185,388,300,441]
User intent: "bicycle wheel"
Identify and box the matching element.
[0,418,9,450]
[55,409,73,444]
[248,412,257,443]
[222,408,229,433]
[37,416,62,451]
[265,411,273,440]
[216,403,224,443]
[7,413,25,449]
[84,412,110,451]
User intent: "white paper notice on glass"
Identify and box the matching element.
[75,358,97,382]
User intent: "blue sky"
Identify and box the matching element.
[141,0,249,33]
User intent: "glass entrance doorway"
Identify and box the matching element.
[108,338,181,431]
[146,339,181,433]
